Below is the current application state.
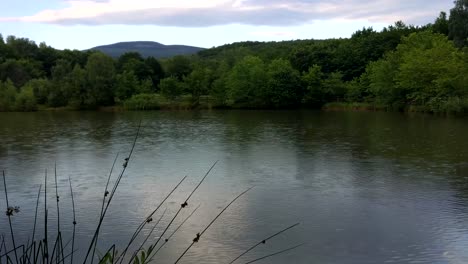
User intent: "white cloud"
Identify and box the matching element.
[0,0,453,26]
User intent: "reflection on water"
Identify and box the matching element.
[1,111,468,264]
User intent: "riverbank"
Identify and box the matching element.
[322,102,387,112]
[3,100,467,116]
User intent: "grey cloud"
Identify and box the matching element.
[41,0,453,26]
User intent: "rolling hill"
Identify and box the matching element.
[89,41,205,58]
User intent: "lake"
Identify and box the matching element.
[1,110,468,264]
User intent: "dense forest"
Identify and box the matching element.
[0,0,467,113]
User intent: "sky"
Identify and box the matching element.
[0,0,454,50]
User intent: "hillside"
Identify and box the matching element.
[89,41,204,58]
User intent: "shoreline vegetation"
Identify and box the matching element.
[1,1,467,115]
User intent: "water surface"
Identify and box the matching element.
[1,111,468,264]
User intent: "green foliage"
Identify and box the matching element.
[184,67,212,104]
[26,78,52,105]
[0,80,17,111]
[432,12,449,35]
[226,56,268,108]
[67,65,88,109]
[85,52,116,107]
[115,71,140,101]
[1,6,467,113]
[0,59,44,87]
[322,72,347,101]
[164,55,192,79]
[145,56,165,90]
[448,0,468,47]
[133,245,155,264]
[48,59,73,107]
[5,36,38,59]
[265,58,302,108]
[15,85,37,111]
[366,31,468,112]
[123,93,163,110]
[302,65,325,106]
[159,76,183,100]
[37,42,59,77]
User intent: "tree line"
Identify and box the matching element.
[0,0,467,113]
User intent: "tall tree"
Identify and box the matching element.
[85,52,116,107]
[184,67,212,105]
[117,52,144,70]
[449,0,468,47]
[265,58,302,108]
[115,70,140,101]
[165,55,193,80]
[0,80,17,111]
[0,59,44,87]
[37,42,59,77]
[226,56,268,107]
[48,59,73,107]
[433,12,449,35]
[145,56,165,91]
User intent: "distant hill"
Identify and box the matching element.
[89,41,205,58]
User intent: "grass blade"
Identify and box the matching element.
[84,121,141,264]
[228,223,300,264]
[116,175,187,264]
[147,204,201,263]
[68,176,77,264]
[243,243,305,264]
[173,187,253,264]
[145,161,219,264]
[2,171,19,264]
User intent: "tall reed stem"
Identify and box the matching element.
[2,171,18,264]
[174,187,253,264]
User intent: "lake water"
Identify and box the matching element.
[1,110,468,264]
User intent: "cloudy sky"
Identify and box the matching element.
[0,0,453,50]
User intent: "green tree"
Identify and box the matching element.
[165,55,192,80]
[322,72,347,101]
[136,78,154,94]
[0,80,17,111]
[85,52,116,107]
[433,12,449,35]
[117,52,144,70]
[226,56,268,107]
[160,76,183,100]
[48,59,72,107]
[366,31,467,111]
[67,65,88,109]
[184,67,212,105]
[145,57,165,90]
[15,85,37,111]
[302,65,325,106]
[5,36,38,59]
[0,59,44,87]
[120,58,151,82]
[449,0,468,47]
[0,34,5,63]
[115,71,140,101]
[395,32,465,107]
[26,78,52,105]
[37,42,58,77]
[265,58,302,108]
[209,60,230,106]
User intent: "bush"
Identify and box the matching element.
[123,93,163,110]
[15,86,37,111]
[0,80,17,111]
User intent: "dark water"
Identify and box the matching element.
[1,110,468,264]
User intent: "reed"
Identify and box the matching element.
[1,125,302,264]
